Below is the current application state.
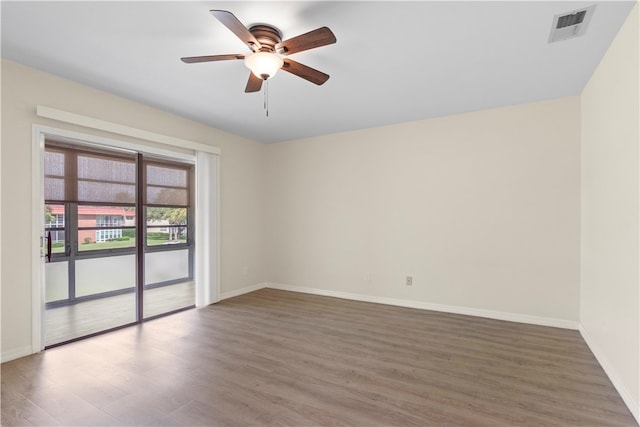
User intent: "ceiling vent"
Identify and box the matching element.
[548,5,596,43]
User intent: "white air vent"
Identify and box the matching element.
[548,5,596,43]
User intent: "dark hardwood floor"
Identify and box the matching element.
[1,288,637,426]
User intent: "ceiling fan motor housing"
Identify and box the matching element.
[249,25,283,53]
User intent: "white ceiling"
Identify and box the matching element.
[1,1,636,143]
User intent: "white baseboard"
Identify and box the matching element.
[1,345,34,363]
[265,283,580,330]
[219,283,267,301]
[580,325,639,424]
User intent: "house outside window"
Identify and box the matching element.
[45,213,65,243]
[96,214,124,228]
[95,214,124,242]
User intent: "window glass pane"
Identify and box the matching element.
[45,204,66,253]
[75,255,136,297]
[145,250,189,285]
[77,154,136,183]
[146,187,188,206]
[145,162,190,206]
[44,261,68,302]
[146,164,187,187]
[78,229,136,251]
[146,207,187,246]
[44,177,66,202]
[78,206,136,226]
[44,150,65,176]
[77,154,136,204]
[44,150,66,201]
[77,181,136,204]
[144,251,193,319]
[77,205,136,251]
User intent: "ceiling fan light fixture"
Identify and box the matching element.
[244,51,284,80]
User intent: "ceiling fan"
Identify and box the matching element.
[181,10,337,93]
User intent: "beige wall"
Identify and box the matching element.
[265,97,581,322]
[1,60,266,358]
[581,3,639,419]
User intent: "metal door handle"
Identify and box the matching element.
[46,231,52,262]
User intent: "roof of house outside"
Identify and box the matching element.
[47,205,131,217]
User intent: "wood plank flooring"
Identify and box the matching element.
[2,288,637,426]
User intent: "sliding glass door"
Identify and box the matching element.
[142,159,195,319]
[43,140,194,346]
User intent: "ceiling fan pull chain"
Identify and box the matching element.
[264,78,269,117]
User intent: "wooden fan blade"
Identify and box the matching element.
[181,54,244,64]
[281,59,330,85]
[277,27,336,56]
[245,73,263,93]
[210,10,261,52]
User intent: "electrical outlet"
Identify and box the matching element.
[406,276,413,286]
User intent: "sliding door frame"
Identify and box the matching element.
[31,123,220,353]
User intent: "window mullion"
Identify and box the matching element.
[67,202,78,301]
[136,153,145,322]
